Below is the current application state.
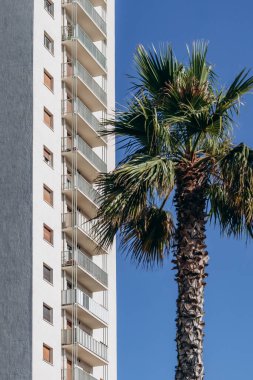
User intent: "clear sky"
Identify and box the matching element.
[115,1,253,379]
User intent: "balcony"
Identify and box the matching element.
[62,212,108,255]
[62,367,98,380]
[62,289,108,328]
[62,61,107,111]
[62,135,107,181]
[62,98,106,147]
[62,173,100,217]
[62,25,107,76]
[90,0,106,7]
[62,327,108,366]
[62,249,108,291]
[62,0,106,41]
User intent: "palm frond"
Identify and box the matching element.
[187,40,215,85]
[209,143,253,238]
[132,44,182,97]
[216,69,253,115]
[102,96,176,157]
[120,206,174,268]
[114,154,175,196]
[93,154,175,249]
[209,184,253,238]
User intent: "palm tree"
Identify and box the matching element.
[94,42,253,380]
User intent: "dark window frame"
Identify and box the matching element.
[43,263,53,284]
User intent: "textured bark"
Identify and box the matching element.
[173,161,209,380]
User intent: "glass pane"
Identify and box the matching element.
[43,265,52,283]
[43,304,52,322]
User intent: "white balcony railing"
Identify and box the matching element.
[62,173,101,205]
[62,212,99,243]
[62,327,108,361]
[62,288,108,324]
[63,0,107,34]
[62,98,103,137]
[62,135,107,172]
[62,367,98,380]
[62,61,107,106]
[62,249,108,286]
[62,24,107,70]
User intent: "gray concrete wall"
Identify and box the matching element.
[0,1,33,379]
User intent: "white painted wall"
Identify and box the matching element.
[94,1,117,380]
[32,1,116,379]
[32,1,62,378]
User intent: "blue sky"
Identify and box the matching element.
[115,1,253,379]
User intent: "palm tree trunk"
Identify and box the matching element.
[174,162,209,380]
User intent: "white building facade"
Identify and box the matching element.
[0,1,116,379]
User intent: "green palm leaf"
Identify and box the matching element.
[93,153,175,250]
[133,44,182,96]
[187,41,215,85]
[216,68,253,115]
[209,143,253,238]
[121,206,174,267]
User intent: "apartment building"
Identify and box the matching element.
[0,1,116,379]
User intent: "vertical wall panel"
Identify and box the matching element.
[0,1,33,379]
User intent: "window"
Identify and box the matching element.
[44,69,54,91]
[66,96,73,113]
[43,107,53,129]
[65,132,72,151]
[43,146,53,168]
[43,344,53,364]
[44,32,54,55]
[44,0,54,17]
[67,281,72,290]
[43,224,53,245]
[43,303,53,323]
[43,263,53,284]
[43,185,53,206]
[66,169,72,189]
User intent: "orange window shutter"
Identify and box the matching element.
[44,226,51,242]
[44,110,51,126]
[44,72,51,88]
[43,346,50,362]
[44,187,52,204]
